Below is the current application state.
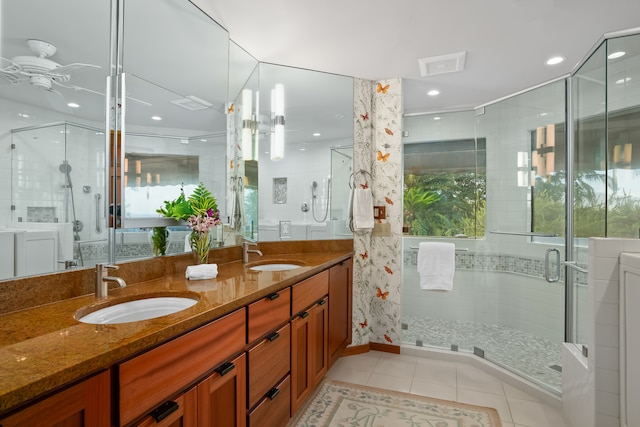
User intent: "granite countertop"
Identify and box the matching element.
[0,250,352,414]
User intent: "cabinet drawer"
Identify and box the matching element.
[248,287,290,343]
[248,323,291,408]
[291,270,329,314]
[135,386,197,427]
[248,375,291,427]
[119,308,246,426]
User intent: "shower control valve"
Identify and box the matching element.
[301,202,309,213]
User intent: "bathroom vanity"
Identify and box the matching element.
[0,240,353,427]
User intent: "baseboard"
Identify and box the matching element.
[342,343,369,357]
[370,342,400,354]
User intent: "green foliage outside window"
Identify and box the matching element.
[403,172,486,237]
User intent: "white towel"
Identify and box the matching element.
[353,188,374,232]
[417,242,455,291]
[185,263,218,280]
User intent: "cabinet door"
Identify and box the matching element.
[291,309,312,413]
[311,297,329,386]
[328,258,353,367]
[291,298,329,415]
[135,387,197,427]
[0,371,110,427]
[197,352,247,427]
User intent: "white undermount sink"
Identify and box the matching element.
[77,296,198,325]
[249,263,302,272]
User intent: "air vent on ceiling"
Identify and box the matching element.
[170,95,212,111]
[418,51,466,77]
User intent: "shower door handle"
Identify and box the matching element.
[95,193,102,234]
[545,248,561,283]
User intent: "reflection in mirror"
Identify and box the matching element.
[228,42,259,241]
[1,0,111,279]
[113,0,232,263]
[256,64,354,241]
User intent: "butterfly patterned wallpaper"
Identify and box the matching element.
[352,77,403,348]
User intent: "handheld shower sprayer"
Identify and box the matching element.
[311,178,330,222]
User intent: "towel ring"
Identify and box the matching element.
[349,169,372,189]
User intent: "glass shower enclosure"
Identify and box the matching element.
[11,122,107,268]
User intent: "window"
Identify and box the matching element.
[403,138,486,237]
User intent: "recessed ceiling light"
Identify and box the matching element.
[18,113,29,118]
[313,132,321,137]
[151,116,162,121]
[67,102,80,108]
[608,51,626,59]
[427,89,440,96]
[200,139,207,142]
[335,114,344,119]
[546,56,565,65]
[300,148,306,151]
[616,77,632,85]
[432,116,441,121]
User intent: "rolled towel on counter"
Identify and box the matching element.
[185,263,218,280]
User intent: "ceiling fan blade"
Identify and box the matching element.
[51,62,101,75]
[42,87,73,114]
[0,56,22,74]
[52,80,151,106]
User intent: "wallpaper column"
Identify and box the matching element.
[352,78,374,346]
[352,78,403,347]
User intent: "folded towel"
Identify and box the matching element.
[185,263,218,280]
[417,242,455,291]
[353,188,374,232]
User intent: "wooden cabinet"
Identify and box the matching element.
[119,308,246,426]
[197,353,247,427]
[291,297,329,414]
[328,258,353,367]
[0,371,110,427]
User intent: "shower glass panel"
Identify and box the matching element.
[571,42,607,347]
[474,80,566,393]
[401,110,480,354]
[330,146,353,237]
[11,122,107,268]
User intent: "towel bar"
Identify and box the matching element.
[409,246,468,251]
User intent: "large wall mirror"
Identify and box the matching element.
[0,0,355,281]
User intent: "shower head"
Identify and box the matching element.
[59,161,72,174]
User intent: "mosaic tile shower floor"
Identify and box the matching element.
[402,315,562,393]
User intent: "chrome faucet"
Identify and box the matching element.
[242,240,263,263]
[95,263,127,298]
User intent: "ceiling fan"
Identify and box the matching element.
[0,39,102,101]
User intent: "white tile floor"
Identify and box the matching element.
[327,351,569,427]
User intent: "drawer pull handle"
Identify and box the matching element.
[299,310,309,319]
[267,332,280,342]
[266,387,280,400]
[317,299,327,306]
[150,400,179,423]
[215,361,236,376]
[267,292,280,301]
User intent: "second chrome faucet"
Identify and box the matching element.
[242,240,263,263]
[95,263,127,298]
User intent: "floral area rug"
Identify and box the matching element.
[289,379,502,427]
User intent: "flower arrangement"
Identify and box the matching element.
[157,182,221,263]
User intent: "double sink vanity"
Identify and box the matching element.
[0,239,354,426]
